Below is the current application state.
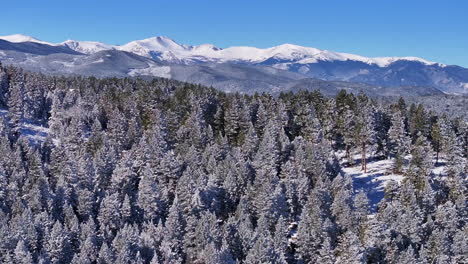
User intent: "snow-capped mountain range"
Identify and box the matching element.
[0,34,439,67]
[1,34,467,95]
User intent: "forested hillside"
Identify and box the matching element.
[0,64,466,263]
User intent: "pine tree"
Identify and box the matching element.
[0,65,8,107]
[138,166,164,223]
[244,232,286,264]
[97,242,115,264]
[97,192,122,240]
[407,133,433,191]
[161,198,186,263]
[334,230,366,264]
[388,110,411,172]
[354,93,375,173]
[7,75,25,133]
[44,221,72,264]
[14,239,34,264]
[398,245,418,264]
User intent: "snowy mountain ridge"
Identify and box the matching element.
[61,40,115,54]
[0,34,441,67]
[0,34,57,46]
[2,34,467,94]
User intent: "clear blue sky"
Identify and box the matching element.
[1,0,467,66]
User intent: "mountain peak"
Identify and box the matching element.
[118,36,189,58]
[0,33,447,69]
[134,36,182,47]
[0,34,56,46]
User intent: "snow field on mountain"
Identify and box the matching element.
[0,34,440,67]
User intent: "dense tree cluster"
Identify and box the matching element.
[0,64,466,263]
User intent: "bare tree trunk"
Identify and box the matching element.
[362,142,367,173]
[346,145,351,165]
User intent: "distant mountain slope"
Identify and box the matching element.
[0,34,56,45]
[287,78,444,97]
[282,60,468,94]
[0,39,82,56]
[61,40,115,54]
[0,34,465,95]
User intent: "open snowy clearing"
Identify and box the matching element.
[340,153,448,212]
[341,157,404,212]
[0,109,50,144]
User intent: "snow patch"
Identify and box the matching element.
[52,59,77,68]
[89,58,104,64]
[342,153,450,213]
[371,56,439,67]
[0,108,51,145]
[128,65,171,78]
[20,123,50,144]
[61,40,114,54]
[359,69,370,75]
[342,157,404,211]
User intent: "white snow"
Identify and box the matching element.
[0,34,57,46]
[61,40,114,54]
[51,58,78,68]
[20,122,50,144]
[341,157,404,211]
[114,37,440,67]
[128,65,171,78]
[371,56,439,67]
[118,36,189,58]
[341,153,450,213]
[0,109,51,145]
[0,34,443,68]
[89,58,104,64]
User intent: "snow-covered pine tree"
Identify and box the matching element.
[388,110,411,173]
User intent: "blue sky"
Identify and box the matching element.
[1,0,467,66]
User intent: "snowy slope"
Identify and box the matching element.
[62,40,115,54]
[1,34,439,67]
[117,36,190,61]
[117,37,439,67]
[0,34,57,46]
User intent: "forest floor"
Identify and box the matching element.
[339,152,447,213]
[0,108,50,144]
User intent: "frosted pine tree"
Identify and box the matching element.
[14,240,33,264]
[354,93,375,173]
[388,110,411,173]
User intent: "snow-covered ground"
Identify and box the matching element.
[128,65,171,78]
[340,153,448,212]
[0,109,50,145]
[19,122,50,144]
[341,157,404,212]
